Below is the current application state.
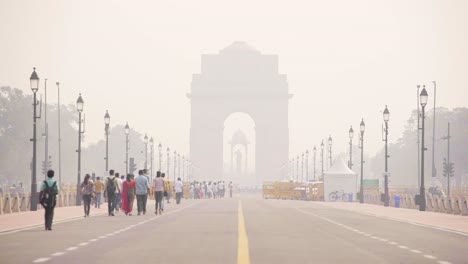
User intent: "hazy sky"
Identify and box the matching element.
[1,0,467,164]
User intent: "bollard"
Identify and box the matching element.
[426,194,434,211]
[461,196,468,216]
[0,194,3,214]
[3,194,11,214]
[20,194,27,211]
[453,196,462,215]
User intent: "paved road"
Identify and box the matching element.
[1,196,466,264]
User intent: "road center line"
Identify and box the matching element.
[237,201,251,264]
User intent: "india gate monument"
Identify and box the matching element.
[188,42,291,183]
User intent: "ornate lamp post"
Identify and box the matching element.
[301,153,304,182]
[149,137,154,181]
[124,123,130,175]
[30,68,40,211]
[158,142,162,172]
[359,119,365,204]
[173,151,177,180]
[182,156,185,181]
[419,87,428,211]
[76,94,84,206]
[313,146,317,181]
[320,141,324,180]
[296,155,299,182]
[328,135,333,167]
[104,110,110,171]
[305,150,309,182]
[292,158,295,181]
[144,134,148,171]
[383,105,390,207]
[178,153,181,180]
[166,147,171,180]
[349,126,354,169]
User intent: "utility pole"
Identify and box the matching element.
[43,79,48,180]
[56,82,62,186]
[431,81,437,180]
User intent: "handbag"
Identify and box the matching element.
[163,191,168,197]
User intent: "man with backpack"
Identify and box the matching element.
[40,170,59,230]
[104,169,120,216]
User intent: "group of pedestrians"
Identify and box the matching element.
[189,181,233,199]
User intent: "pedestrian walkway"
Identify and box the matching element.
[0,204,110,233]
[323,202,468,235]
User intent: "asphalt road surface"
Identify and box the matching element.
[1,196,466,264]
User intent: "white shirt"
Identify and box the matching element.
[174,180,183,193]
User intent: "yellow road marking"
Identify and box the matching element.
[238,201,251,264]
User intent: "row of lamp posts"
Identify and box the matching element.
[287,86,428,210]
[29,68,196,209]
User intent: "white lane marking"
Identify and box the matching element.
[294,207,449,263]
[33,258,50,263]
[438,261,452,264]
[30,201,202,263]
[322,205,468,237]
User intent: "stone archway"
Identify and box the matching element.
[188,42,291,183]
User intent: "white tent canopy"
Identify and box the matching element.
[324,157,357,202]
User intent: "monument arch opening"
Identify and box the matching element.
[188,41,291,184]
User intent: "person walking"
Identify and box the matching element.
[80,174,94,217]
[94,177,104,208]
[153,171,166,214]
[135,170,149,215]
[122,174,136,216]
[104,170,120,216]
[174,177,183,205]
[40,170,59,230]
[113,173,122,212]
[161,173,169,212]
[229,181,233,198]
[164,174,171,204]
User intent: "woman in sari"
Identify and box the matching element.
[121,174,136,216]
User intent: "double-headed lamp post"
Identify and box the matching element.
[158,143,162,172]
[124,123,130,175]
[76,94,84,206]
[328,135,333,167]
[144,134,148,171]
[383,105,390,207]
[30,68,40,211]
[359,119,365,204]
[349,126,354,169]
[104,110,110,171]
[419,87,428,211]
[313,146,317,181]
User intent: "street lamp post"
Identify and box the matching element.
[56,82,62,186]
[291,158,295,181]
[173,151,177,180]
[301,153,304,183]
[144,134,148,171]
[149,137,154,181]
[296,155,299,182]
[158,143,162,172]
[419,86,428,211]
[182,156,185,181]
[383,105,390,207]
[178,154,181,181]
[76,94,84,206]
[328,135,333,167]
[30,68,40,211]
[306,150,309,182]
[124,123,130,175]
[359,119,365,204]
[349,126,354,169]
[104,110,110,172]
[320,141,324,180]
[166,147,170,181]
[313,146,317,181]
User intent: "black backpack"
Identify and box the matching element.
[41,181,57,207]
[106,177,116,195]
